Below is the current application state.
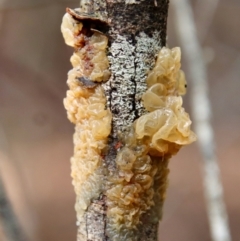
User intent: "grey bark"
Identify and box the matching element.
[74,0,169,240]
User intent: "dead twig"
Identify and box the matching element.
[0,175,26,241]
[171,1,232,241]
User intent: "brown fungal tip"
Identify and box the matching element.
[66,8,109,26]
[77,76,98,88]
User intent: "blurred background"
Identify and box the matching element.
[0,0,239,240]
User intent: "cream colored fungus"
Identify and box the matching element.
[61,12,111,222]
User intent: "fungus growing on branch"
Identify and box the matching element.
[61,3,196,241]
[61,11,112,222]
[106,47,196,241]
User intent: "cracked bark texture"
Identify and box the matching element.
[76,0,169,240]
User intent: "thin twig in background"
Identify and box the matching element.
[0,175,26,241]
[171,1,232,241]
[0,126,26,241]
[195,0,219,43]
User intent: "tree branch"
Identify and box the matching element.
[172,1,232,241]
[0,175,26,241]
[62,1,195,240]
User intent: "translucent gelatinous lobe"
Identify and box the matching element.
[138,47,196,153]
[106,47,196,240]
[61,12,111,222]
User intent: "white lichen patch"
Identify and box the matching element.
[103,35,136,136]
[61,12,112,222]
[125,0,141,4]
[106,47,196,241]
[135,31,163,117]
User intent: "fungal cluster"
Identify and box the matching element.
[106,47,196,240]
[106,127,158,241]
[61,12,110,83]
[61,8,196,240]
[61,12,111,222]
[136,47,196,155]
